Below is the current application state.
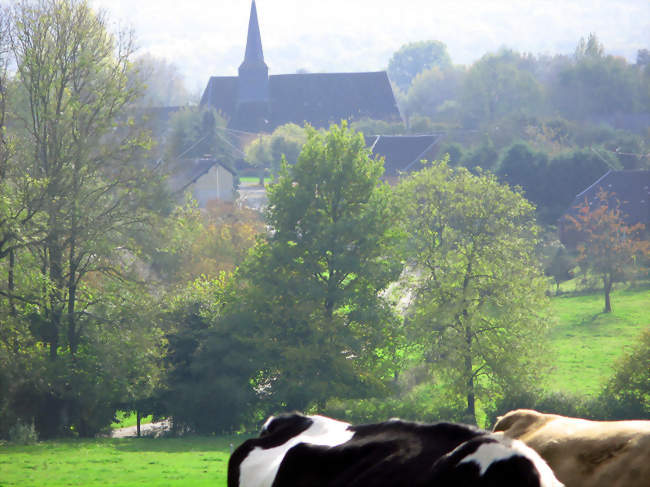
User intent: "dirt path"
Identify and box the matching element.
[237,181,267,211]
[111,420,171,438]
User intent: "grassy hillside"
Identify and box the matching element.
[545,283,649,396]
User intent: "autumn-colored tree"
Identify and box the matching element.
[566,189,649,312]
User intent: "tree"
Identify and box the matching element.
[131,54,192,107]
[402,65,465,123]
[165,106,232,166]
[3,0,169,437]
[395,161,550,424]
[541,148,614,223]
[244,123,306,179]
[545,247,575,295]
[0,7,8,179]
[158,274,263,434]
[574,33,604,60]
[565,189,649,313]
[240,122,402,411]
[460,50,544,128]
[496,141,549,206]
[551,36,644,120]
[388,40,452,91]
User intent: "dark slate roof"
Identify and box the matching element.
[569,170,650,226]
[169,158,236,195]
[366,135,441,178]
[559,170,650,246]
[267,72,400,130]
[200,77,238,119]
[200,71,401,132]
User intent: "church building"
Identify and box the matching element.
[200,1,402,133]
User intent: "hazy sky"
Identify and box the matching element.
[90,0,649,92]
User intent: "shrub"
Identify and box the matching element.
[321,383,467,425]
[8,420,37,445]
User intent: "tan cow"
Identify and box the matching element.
[493,409,650,487]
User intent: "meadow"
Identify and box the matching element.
[0,436,237,487]
[1,284,648,487]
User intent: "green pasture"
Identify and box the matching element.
[0,436,240,487]
[111,411,153,429]
[545,283,649,395]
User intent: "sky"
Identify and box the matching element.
[90,0,650,93]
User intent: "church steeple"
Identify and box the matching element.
[235,0,270,131]
[240,0,267,71]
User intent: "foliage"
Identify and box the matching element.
[150,198,264,283]
[165,106,232,169]
[402,65,465,123]
[601,327,650,418]
[350,117,405,136]
[132,53,192,107]
[550,34,648,120]
[244,122,306,177]
[322,382,466,426]
[388,40,452,91]
[239,122,403,412]
[545,247,576,295]
[395,161,550,424]
[0,0,170,439]
[159,275,263,434]
[8,420,37,444]
[460,50,543,127]
[565,189,649,312]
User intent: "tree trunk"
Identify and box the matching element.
[465,323,476,424]
[8,248,16,316]
[48,238,63,360]
[136,410,141,438]
[603,275,612,313]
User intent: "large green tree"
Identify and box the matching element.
[460,50,544,127]
[1,0,168,437]
[241,122,402,411]
[245,123,307,179]
[388,40,452,91]
[395,161,550,424]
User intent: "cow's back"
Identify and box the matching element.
[494,409,650,487]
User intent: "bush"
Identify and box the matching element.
[321,383,467,425]
[8,420,37,445]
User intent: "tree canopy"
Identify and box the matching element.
[239,122,402,411]
[388,40,452,91]
[395,161,550,424]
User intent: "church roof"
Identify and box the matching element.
[201,72,401,132]
[268,72,400,130]
[200,1,401,133]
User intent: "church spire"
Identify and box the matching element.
[240,0,267,70]
[235,0,270,130]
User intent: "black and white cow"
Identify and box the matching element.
[228,413,563,487]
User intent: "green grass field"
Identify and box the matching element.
[544,283,649,395]
[111,412,153,429]
[1,284,647,486]
[0,436,240,487]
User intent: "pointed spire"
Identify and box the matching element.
[240,0,267,70]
